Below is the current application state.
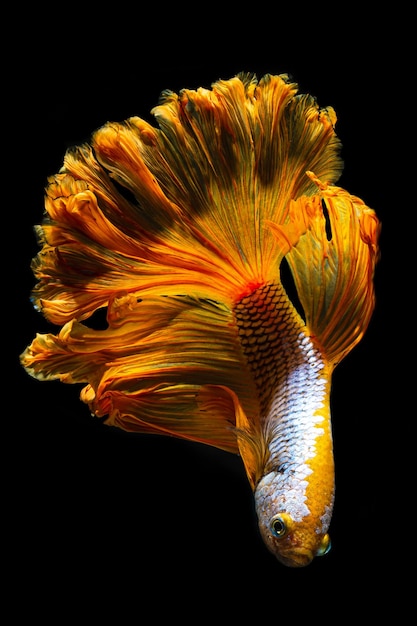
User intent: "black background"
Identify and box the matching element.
[9,11,405,621]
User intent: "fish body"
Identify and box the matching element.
[21,73,380,566]
[234,282,334,566]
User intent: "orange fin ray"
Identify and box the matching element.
[93,383,240,454]
[30,74,345,326]
[21,294,261,452]
[285,173,380,364]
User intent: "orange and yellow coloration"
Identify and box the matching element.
[20,73,380,566]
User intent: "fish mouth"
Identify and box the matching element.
[277,534,331,567]
[277,548,315,568]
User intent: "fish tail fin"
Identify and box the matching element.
[30,73,343,325]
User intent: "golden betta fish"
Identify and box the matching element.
[21,72,380,567]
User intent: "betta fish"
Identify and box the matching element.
[20,72,380,567]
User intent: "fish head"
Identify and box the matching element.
[257,510,331,567]
[254,472,333,567]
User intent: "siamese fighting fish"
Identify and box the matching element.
[21,72,380,567]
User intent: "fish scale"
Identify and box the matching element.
[234,281,330,485]
[234,281,308,415]
[237,283,334,566]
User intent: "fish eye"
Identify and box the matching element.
[270,514,289,538]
